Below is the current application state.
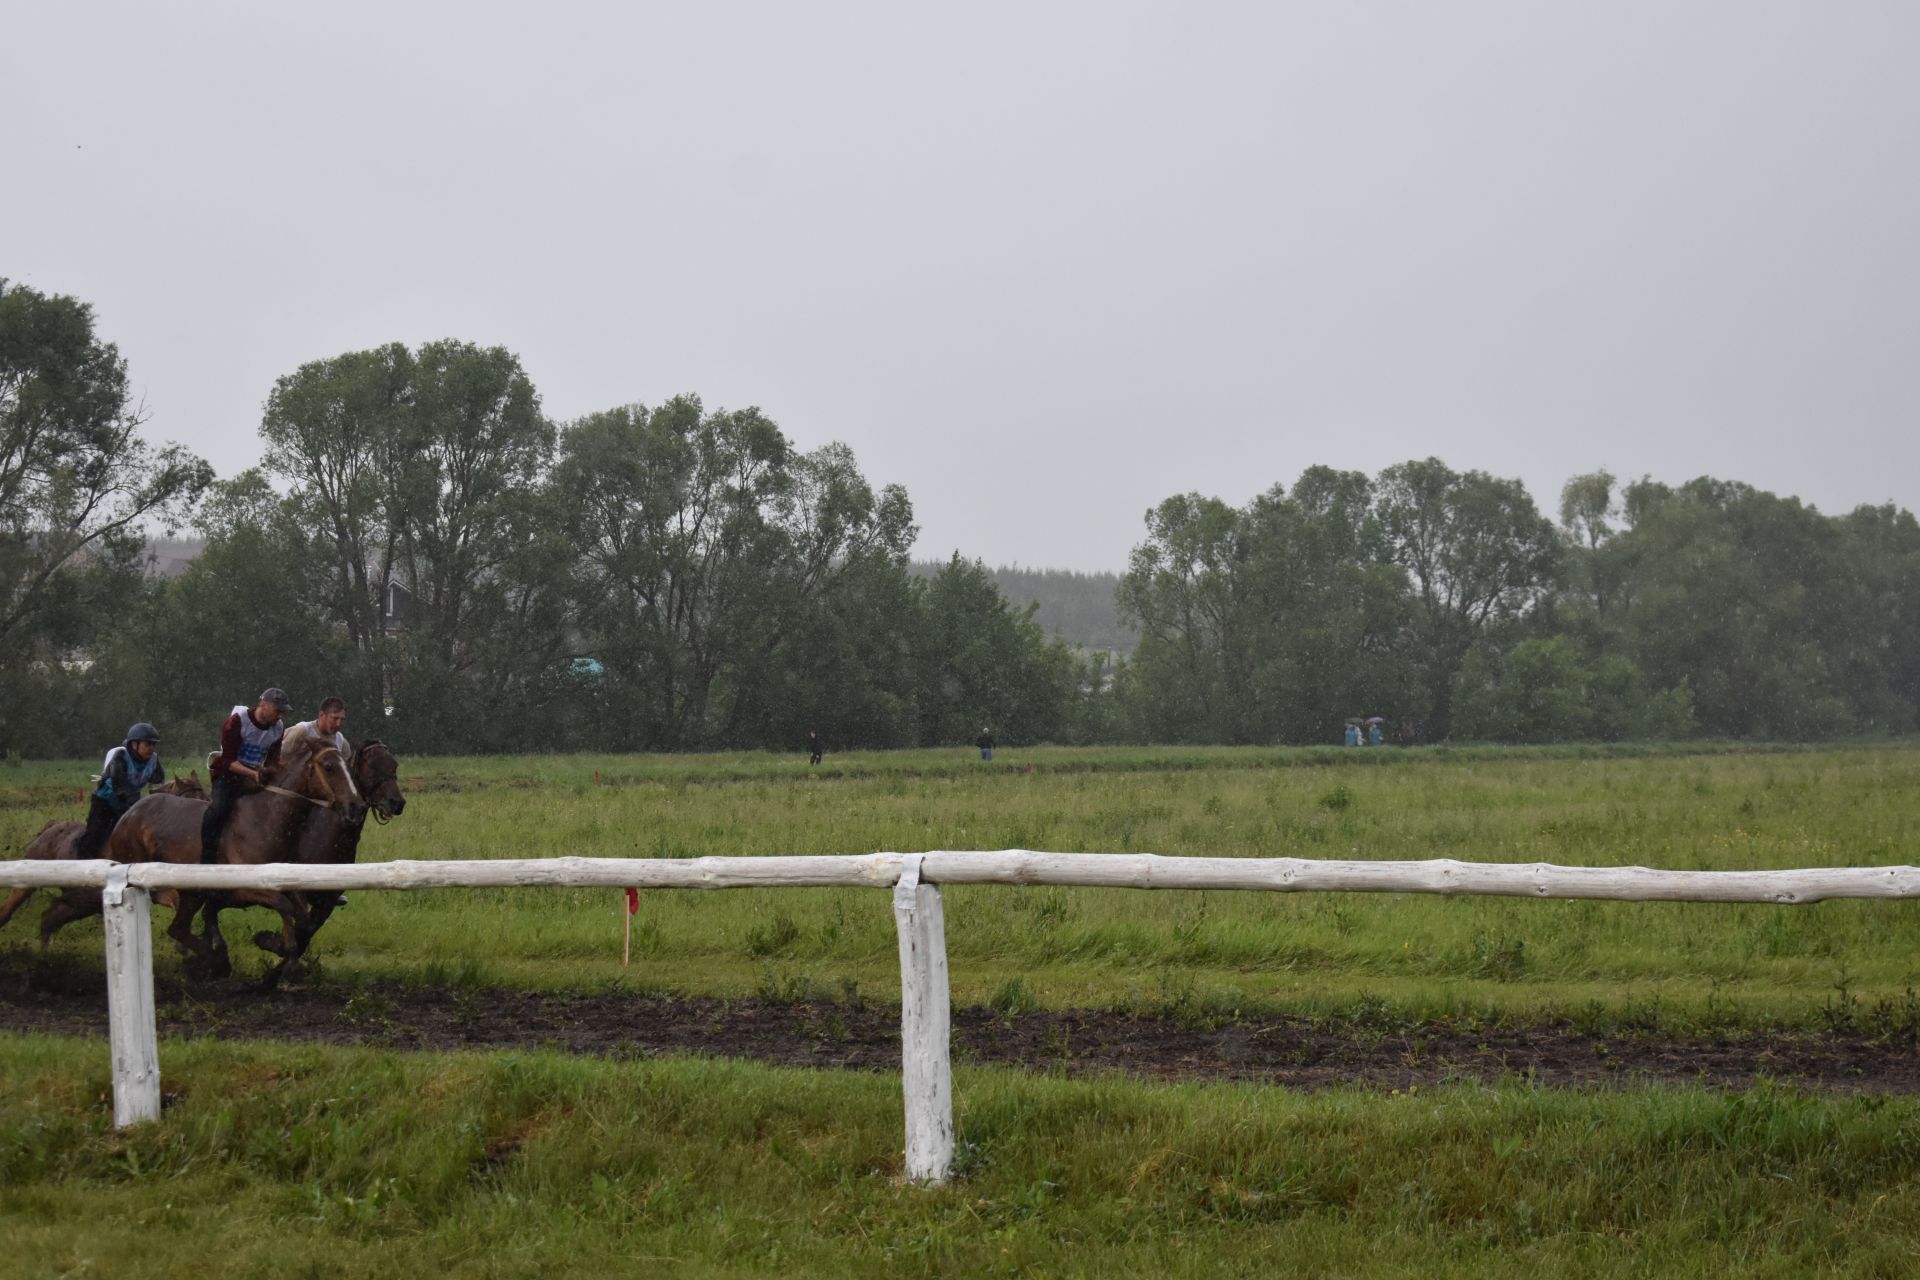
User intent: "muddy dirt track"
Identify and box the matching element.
[6,952,1920,1094]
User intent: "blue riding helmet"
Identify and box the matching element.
[126,722,160,744]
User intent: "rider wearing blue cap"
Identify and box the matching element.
[78,723,168,858]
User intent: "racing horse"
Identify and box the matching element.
[190,738,406,984]
[0,772,207,940]
[33,745,364,978]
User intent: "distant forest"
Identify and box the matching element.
[911,563,1135,652]
[6,276,1918,758]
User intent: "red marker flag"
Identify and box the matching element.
[622,888,639,966]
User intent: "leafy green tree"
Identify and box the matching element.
[1119,473,1415,745]
[1612,479,1855,738]
[557,398,917,750]
[1838,503,1920,731]
[915,554,1077,746]
[258,343,412,724]
[259,339,562,749]
[1238,468,1415,741]
[1116,493,1248,742]
[141,472,353,748]
[0,281,210,750]
[1375,458,1561,737]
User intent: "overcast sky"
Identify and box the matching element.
[5,2,1916,571]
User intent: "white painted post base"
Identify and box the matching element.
[893,856,954,1183]
[102,866,161,1126]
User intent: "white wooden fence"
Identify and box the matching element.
[6,850,1920,1183]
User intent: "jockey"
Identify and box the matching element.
[284,696,352,766]
[200,688,291,863]
[78,723,167,859]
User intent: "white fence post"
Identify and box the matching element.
[893,855,954,1183]
[102,865,161,1127]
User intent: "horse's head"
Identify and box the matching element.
[163,771,207,800]
[352,739,406,823]
[295,745,368,823]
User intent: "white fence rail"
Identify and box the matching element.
[5,850,1920,1182]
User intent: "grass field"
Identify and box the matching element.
[6,1035,1920,1278]
[5,742,1920,1028]
[7,742,1920,1275]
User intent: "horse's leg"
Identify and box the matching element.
[0,887,34,930]
[271,891,341,985]
[37,890,100,950]
[198,898,232,980]
[218,889,310,955]
[257,894,322,990]
[166,891,225,979]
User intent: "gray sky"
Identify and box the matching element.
[6,2,1916,571]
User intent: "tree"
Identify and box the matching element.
[0,280,210,751]
[915,554,1077,746]
[258,343,412,725]
[387,341,562,747]
[141,472,352,745]
[259,339,561,749]
[1117,472,1414,745]
[557,397,918,750]
[1374,458,1561,737]
[1613,479,1863,738]
[1116,493,1248,742]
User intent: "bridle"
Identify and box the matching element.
[261,747,358,811]
[356,742,402,824]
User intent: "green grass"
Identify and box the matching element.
[5,1034,1920,1277]
[6,742,1920,1027]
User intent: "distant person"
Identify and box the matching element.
[807,729,823,766]
[78,723,167,859]
[977,728,994,762]
[1368,721,1384,747]
[1344,723,1361,748]
[201,688,291,863]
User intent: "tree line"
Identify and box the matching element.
[912,563,1136,654]
[4,277,1917,758]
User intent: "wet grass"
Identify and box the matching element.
[6,1034,1920,1277]
[4,742,1920,1029]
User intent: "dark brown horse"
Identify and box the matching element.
[0,772,207,938]
[192,739,406,984]
[34,747,363,976]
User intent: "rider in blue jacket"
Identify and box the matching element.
[78,723,167,858]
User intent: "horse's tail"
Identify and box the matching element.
[0,819,77,929]
[0,886,32,931]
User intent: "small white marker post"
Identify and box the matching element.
[102,864,161,1126]
[892,855,954,1183]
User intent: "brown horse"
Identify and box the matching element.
[35,747,364,976]
[192,739,406,984]
[0,772,207,938]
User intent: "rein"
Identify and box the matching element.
[260,748,355,811]
[261,784,339,809]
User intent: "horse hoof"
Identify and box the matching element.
[253,930,289,957]
[184,955,217,982]
[206,951,233,980]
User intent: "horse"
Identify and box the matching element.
[33,746,364,978]
[190,738,406,984]
[0,772,207,937]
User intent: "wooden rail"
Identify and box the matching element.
[5,850,1920,1182]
